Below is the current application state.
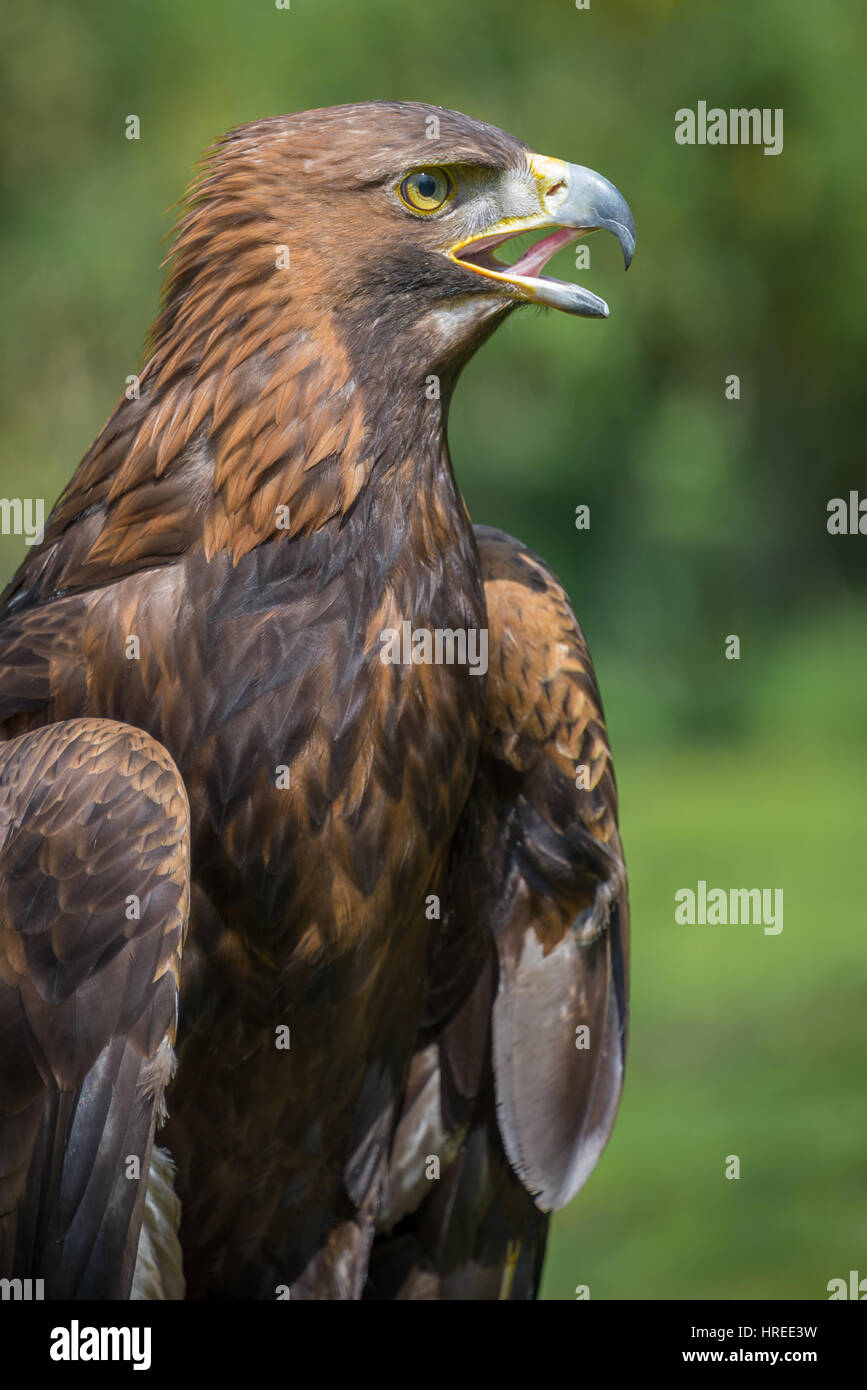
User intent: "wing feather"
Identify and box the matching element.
[368,525,628,1296]
[475,525,628,1211]
[0,718,190,1298]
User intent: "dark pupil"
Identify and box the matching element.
[417,173,438,200]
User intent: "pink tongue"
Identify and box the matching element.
[509,227,583,278]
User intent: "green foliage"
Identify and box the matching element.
[1,0,862,1299]
[543,733,867,1300]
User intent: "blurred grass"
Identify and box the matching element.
[543,727,867,1299]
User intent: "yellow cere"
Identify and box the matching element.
[526,152,570,201]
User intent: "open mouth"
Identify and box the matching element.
[447,159,635,320]
[450,222,614,318]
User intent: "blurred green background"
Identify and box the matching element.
[2,0,865,1299]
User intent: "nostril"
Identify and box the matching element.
[547,181,566,199]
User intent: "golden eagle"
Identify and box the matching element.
[0,102,633,1300]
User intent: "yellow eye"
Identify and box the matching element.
[398,167,454,214]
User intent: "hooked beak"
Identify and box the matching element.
[447,154,636,318]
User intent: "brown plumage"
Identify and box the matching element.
[0,102,633,1299]
[0,719,189,1296]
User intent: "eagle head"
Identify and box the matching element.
[159,101,635,388]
